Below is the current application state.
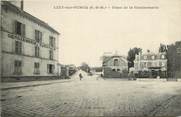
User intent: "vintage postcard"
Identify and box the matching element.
[0,0,181,116]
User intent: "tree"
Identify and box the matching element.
[80,62,90,73]
[127,47,142,70]
[159,44,167,53]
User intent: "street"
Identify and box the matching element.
[1,71,181,117]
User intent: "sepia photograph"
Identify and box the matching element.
[0,0,181,116]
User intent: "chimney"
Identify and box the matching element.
[21,0,24,10]
[9,0,23,10]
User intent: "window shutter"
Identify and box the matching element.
[15,41,19,54]
[47,64,49,73]
[35,46,36,56]
[53,65,55,71]
[21,24,25,37]
[14,60,17,73]
[12,40,15,53]
[34,63,36,68]
[14,20,17,34]
[38,63,39,68]
[49,36,51,46]
[53,37,55,47]
[20,42,23,54]
[39,31,42,43]
[35,30,38,41]
[14,60,17,67]
[38,47,40,57]
[18,42,20,54]
[41,32,43,43]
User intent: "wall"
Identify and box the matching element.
[103,56,128,78]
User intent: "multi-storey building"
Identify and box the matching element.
[134,51,167,78]
[102,52,128,78]
[1,1,60,81]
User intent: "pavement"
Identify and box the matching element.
[1,71,181,117]
[1,79,73,90]
[1,72,80,90]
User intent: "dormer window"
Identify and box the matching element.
[113,59,119,66]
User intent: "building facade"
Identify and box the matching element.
[1,1,60,81]
[134,51,167,78]
[102,52,128,78]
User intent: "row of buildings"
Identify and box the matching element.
[102,41,181,78]
[0,1,76,81]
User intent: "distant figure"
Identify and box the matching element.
[129,71,135,80]
[157,75,160,79]
[79,73,83,80]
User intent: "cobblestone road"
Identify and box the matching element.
[1,72,181,117]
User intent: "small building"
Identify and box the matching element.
[66,64,77,76]
[57,64,77,79]
[102,52,128,78]
[1,1,60,81]
[134,51,167,78]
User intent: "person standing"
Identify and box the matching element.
[79,73,83,80]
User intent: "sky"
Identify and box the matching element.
[23,0,181,67]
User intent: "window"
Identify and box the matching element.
[14,60,22,74]
[49,50,53,60]
[35,46,40,57]
[161,55,165,59]
[151,56,155,60]
[117,69,120,71]
[49,36,55,47]
[113,59,119,66]
[35,30,42,43]
[47,64,54,74]
[15,21,25,36]
[15,41,22,54]
[34,62,40,74]
[147,62,151,67]
[144,56,147,60]
[161,62,165,67]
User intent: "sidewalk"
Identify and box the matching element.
[1,79,74,90]
[1,71,83,90]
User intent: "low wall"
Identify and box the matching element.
[136,78,167,81]
[137,78,181,81]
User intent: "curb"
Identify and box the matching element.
[1,80,73,91]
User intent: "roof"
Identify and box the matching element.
[102,55,128,64]
[2,1,59,34]
[142,51,156,56]
[137,51,167,60]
